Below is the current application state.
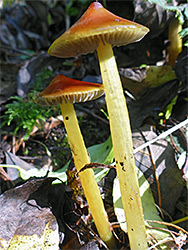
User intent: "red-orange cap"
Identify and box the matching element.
[38,74,104,105]
[48,2,149,58]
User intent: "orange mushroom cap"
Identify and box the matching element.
[38,74,104,105]
[48,2,149,58]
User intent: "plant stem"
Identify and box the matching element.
[97,41,148,250]
[60,101,115,248]
[168,17,182,66]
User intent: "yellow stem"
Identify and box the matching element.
[171,216,188,225]
[97,41,148,250]
[168,17,182,66]
[60,101,115,248]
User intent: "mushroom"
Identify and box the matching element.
[37,74,115,247]
[48,2,149,249]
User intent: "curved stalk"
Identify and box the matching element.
[97,41,148,249]
[60,101,115,248]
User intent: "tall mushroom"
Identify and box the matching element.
[37,74,115,247]
[48,2,150,249]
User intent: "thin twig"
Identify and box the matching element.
[138,129,162,208]
[0,45,35,56]
[75,104,109,124]
[146,220,188,236]
[147,146,162,208]
[169,134,181,153]
[0,167,12,182]
[148,237,173,250]
[134,119,188,154]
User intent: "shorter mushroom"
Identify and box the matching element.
[37,74,115,248]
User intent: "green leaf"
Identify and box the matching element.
[183,40,188,47]
[179,27,188,38]
[1,95,52,139]
[31,140,52,157]
[177,151,186,170]
[2,135,115,184]
[1,136,114,185]
[88,135,114,164]
[1,164,67,183]
[147,0,185,23]
[87,136,114,181]
[165,95,178,120]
